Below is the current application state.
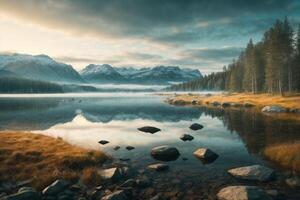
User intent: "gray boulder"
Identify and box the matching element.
[217,186,272,200]
[42,179,70,196]
[261,105,287,113]
[193,148,218,163]
[101,190,127,200]
[180,134,194,141]
[148,163,169,172]
[151,146,180,161]
[228,165,275,182]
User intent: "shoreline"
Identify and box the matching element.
[167,93,300,121]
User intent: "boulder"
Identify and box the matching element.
[125,146,135,151]
[180,134,194,141]
[217,186,272,200]
[222,102,231,107]
[101,190,127,200]
[42,179,70,196]
[228,165,275,182]
[285,177,300,188]
[99,140,109,145]
[189,123,204,131]
[148,163,169,172]
[211,101,221,106]
[261,105,287,113]
[3,187,40,200]
[151,146,180,161]
[193,148,218,163]
[138,126,161,134]
[191,100,198,105]
[113,146,120,150]
[244,102,254,107]
[98,167,122,182]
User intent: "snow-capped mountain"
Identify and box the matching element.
[0,53,83,83]
[80,64,126,83]
[81,64,202,84]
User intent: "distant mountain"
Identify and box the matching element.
[81,65,202,84]
[80,64,125,83]
[0,54,83,83]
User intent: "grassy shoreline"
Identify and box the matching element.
[0,131,108,189]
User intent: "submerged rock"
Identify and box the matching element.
[42,179,70,196]
[148,163,169,172]
[285,177,300,188]
[151,146,180,161]
[99,140,109,145]
[180,134,194,141]
[217,186,272,200]
[126,146,135,151]
[193,148,218,163]
[101,190,127,200]
[228,165,275,182]
[189,123,204,130]
[3,187,40,200]
[138,126,161,134]
[262,105,287,113]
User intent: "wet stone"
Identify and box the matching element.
[99,140,109,145]
[189,123,204,130]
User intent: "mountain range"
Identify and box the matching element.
[0,53,202,92]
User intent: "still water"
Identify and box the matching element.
[0,93,299,198]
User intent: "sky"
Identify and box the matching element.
[0,0,300,74]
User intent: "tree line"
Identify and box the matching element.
[168,18,300,94]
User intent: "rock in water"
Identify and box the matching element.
[148,163,169,172]
[126,146,135,150]
[244,102,254,107]
[138,126,161,134]
[42,179,70,196]
[189,123,204,130]
[3,187,40,200]
[217,186,272,200]
[151,146,180,161]
[222,102,231,107]
[99,140,109,145]
[228,165,275,182]
[113,146,120,150]
[193,148,218,163]
[101,190,128,200]
[180,134,194,141]
[99,167,122,182]
[261,105,287,113]
[285,177,300,188]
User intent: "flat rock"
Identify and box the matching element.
[101,190,127,200]
[217,186,272,200]
[148,163,169,172]
[262,105,287,113]
[42,179,70,196]
[228,165,275,182]
[98,167,122,182]
[180,134,194,141]
[193,148,218,163]
[151,146,180,161]
[99,140,109,145]
[285,177,300,188]
[125,146,135,151]
[138,126,161,134]
[189,123,204,130]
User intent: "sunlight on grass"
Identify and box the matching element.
[0,131,108,189]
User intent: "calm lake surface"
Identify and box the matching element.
[0,93,299,198]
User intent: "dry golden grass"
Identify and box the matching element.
[264,141,300,172]
[168,93,300,121]
[0,131,108,189]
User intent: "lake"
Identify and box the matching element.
[0,93,299,199]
